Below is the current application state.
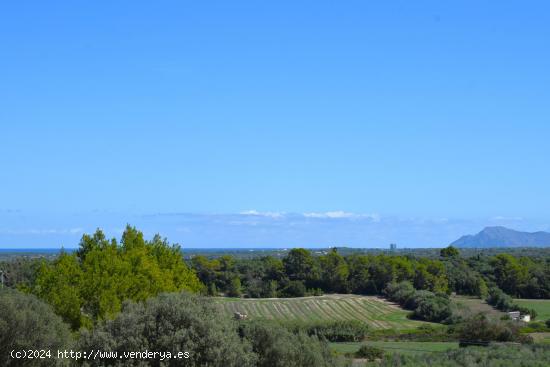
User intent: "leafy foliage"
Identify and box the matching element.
[376,344,550,367]
[281,320,369,342]
[32,226,202,329]
[487,287,537,319]
[458,313,532,343]
[0,288,73,367]
[384,281,454,323]
[354,344,385,360]
[238,321,347,367]
[78,292,256,367]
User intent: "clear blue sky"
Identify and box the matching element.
[1,1,549,247]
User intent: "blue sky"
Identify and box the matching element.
[1,1,549,248]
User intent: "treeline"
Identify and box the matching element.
[481,254,550,298]
[190,247,550,302]
[191,247,487,299]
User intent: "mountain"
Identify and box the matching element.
[451,226,550,248]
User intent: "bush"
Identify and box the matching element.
[282,320,369,342]
[487,287,538,320]
[384,281,454,323]
[239,321,347,367]
[547,319,550,328]
[459,314,532,344]
[0,288,73,366]
[376,344,550,367]
[78,292,256,367]
[355,344,385,360]
[281,280,306,297]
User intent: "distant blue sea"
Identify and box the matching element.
[0,248,75,253]
[0,247,309,253]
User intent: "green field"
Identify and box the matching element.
[215,294,432,329]
[530,333,550,345]
[330,341,459,355]
[515,299,550,320]
[451,296,504,319]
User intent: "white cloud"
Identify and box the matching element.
[303,211,380,221]
[0,227,84,235]
[491,216,523,221]
[239,210,285,219]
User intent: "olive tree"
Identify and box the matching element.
[0,289,73,366]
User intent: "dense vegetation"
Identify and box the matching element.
[0,289,73,367]
[373,344,550,367]
[3,227,550,366]
[191,246,550,303]
[279,320,369,342]
[31,226,202,329]
[487,286,538,318]
[383,281,455,323]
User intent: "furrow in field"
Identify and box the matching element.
[273,301,293,321]
[290,300,317,321]
[342,299,388,328]
[306,300,329,321]
[338,298,373,324]
[259,302,275,319]
[306,300,334,321]
[322,299,358,321]
[348,298,382,323]
[285,300,310,321]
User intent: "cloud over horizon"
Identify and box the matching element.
[1,210,548,249]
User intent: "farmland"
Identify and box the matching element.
[451,296,504,319]
[515,299,550,320]
[215,294,431,329]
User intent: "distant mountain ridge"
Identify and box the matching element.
[451,226,550,248]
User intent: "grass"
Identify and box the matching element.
[214,294,434,329]
[515,299,550,320]
[330,341,459,355]
[451,295,504,320]
[529,333,550,345]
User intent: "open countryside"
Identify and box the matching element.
[515,299,550,321]
[216,294,430,329]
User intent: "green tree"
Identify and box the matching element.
[440,246,460,258]
[320,249,349,293]
[33,253,87,329]
[283,248,320,288]
[32,226,203,329]
[227,276,243,297]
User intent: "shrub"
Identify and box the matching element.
[547,319,550,328]
[239,321,347,367]
[281,280,306,297]
[355,344,385,360]
[78,292,256,367]
[0,288,73,367]
[384,281,454,323]
[282,320,369,342]
[487,287,538,320]
[459,314,532,344]
[376,344,550,367]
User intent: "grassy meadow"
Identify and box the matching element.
[515,299,550,321]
